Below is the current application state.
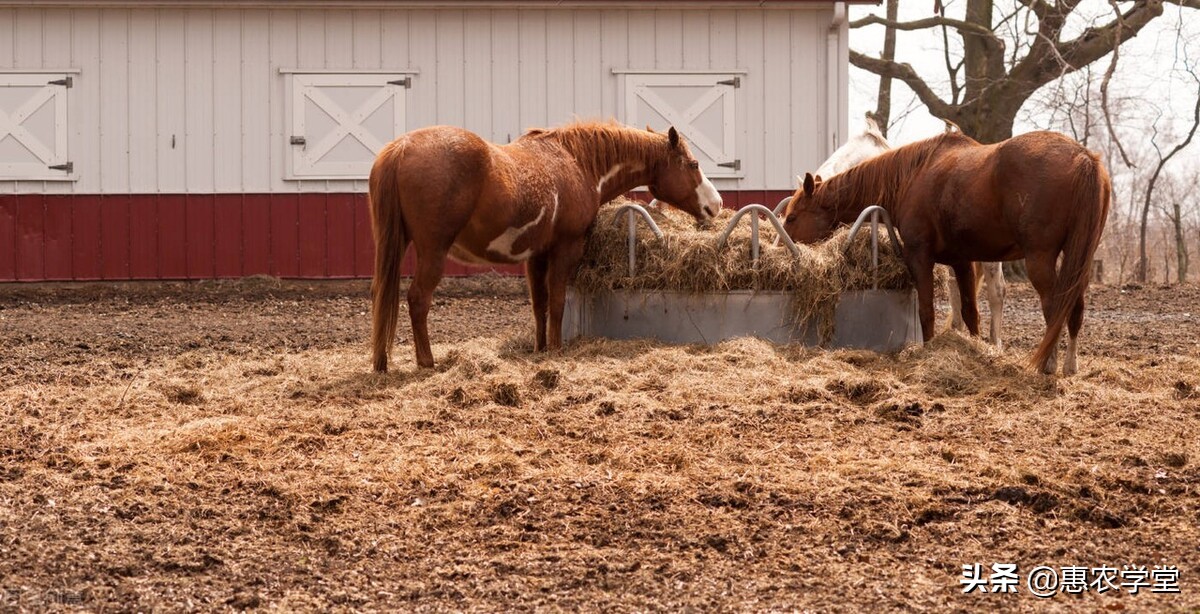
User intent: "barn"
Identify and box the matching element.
[0,0,865,282]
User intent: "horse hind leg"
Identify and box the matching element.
[408,248,448,368]
[983,262,1005,351]
[1063,295,1085,376]
[1025,253,1059,374]
[947,265,966,332]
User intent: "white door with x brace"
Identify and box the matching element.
[289,73,408,179]
[0,73,72,180]
[623,73,739,178]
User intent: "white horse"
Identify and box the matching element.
[809,116,1006,348]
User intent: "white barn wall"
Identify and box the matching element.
[0,6,843,195]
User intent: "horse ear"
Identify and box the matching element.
[814,174,824,184]
[646,124,656,133]
[803,173,816,197]
[668,126,680,149]
[796,174,804,188]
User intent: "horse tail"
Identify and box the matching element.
[1029,151,1110,371]
[370,142,407,373]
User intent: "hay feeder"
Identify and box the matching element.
[563,200,923,351]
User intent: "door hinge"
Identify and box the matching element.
[290,136,306,146]
[48,76,72,88]
[49,162,73,173]
[717,159,741,171]
[388,76,412,88]
[716,77,740,88]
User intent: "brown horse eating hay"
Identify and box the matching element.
[369,121,723,372]
[783,130,1110,375]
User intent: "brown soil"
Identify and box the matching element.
[1,277,1198,612]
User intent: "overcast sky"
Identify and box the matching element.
[845,0,1200,169]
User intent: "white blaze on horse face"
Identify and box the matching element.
[487,208,546,262]
[696,169,722,219]
[596,164,623,194]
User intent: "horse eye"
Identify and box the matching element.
[686,160,700,169]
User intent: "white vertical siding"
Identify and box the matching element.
[155,10,185,192]
[0,5,842,195]
[183,10,214,193]
[72,10,102,194]
[99,9,130,194]
[213,10,243,191]
[128,10,158,193]
[490,10,520,143]
[240,10,271,193]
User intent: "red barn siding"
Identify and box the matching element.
[44,199,74,280]
[157,195,188,279]
[0,191,792,282]
[71,198,103,281]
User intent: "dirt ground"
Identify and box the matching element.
[1,276,1199,612]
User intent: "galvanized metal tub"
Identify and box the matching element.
[564,202,922,352]
[562,287,922,352]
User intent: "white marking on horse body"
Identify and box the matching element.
[550,192,559,227]
[596,164,623,194]
[448,244,494,266]
[487,208,546,262]
[695,168,723,219]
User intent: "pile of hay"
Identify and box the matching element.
[574,198,932,339]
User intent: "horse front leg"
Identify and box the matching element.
[526,254,550,351]
[905,251,938,342]
[407,247,448,369]
[950,261,980,337]
[544,240,587,351]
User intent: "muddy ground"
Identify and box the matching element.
[1,277,1199,612]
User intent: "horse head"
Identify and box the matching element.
[647,127,723,222]
[782,172,836,243]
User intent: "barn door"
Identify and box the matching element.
[623,73,739,177]
[289,73,409,178]
[0,73,72,180]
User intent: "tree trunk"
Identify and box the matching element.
[947,92,1020,145]
[1174,201,1189,283]
[872,0,899,137]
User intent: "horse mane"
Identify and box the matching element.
[818,131,975,214]
[520,120,667,180]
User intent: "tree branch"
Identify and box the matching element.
[1100,0,1137,168]
[1009,0,1166,98]
[849,51,955,119]
[1058,1,1166,73]
[850,14,997,39]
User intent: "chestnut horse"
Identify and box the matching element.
[809,117,1007,347]
[783,130,1110,375]
[369,121,723,371]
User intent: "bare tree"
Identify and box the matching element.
[1136,66,1200,282]
[850,0,1200,144]
[1158,167,1199,282]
